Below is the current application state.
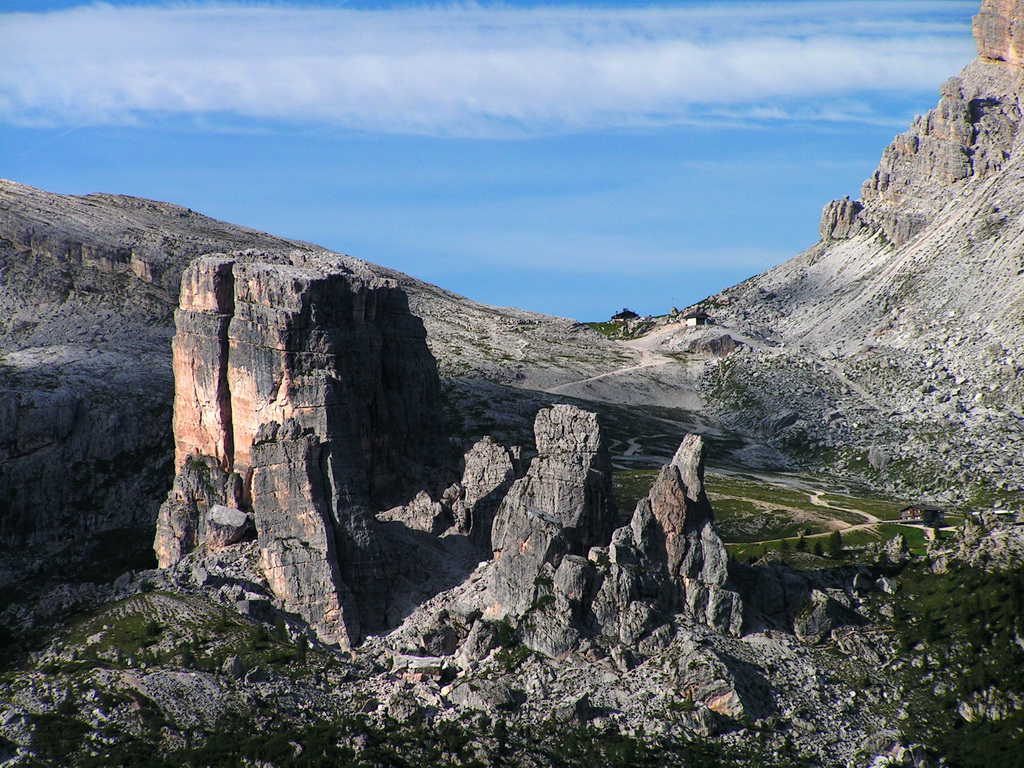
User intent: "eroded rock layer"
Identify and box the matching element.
[975,0,1024,65]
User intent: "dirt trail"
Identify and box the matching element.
[543,353,673,394]
[808,490,882,525]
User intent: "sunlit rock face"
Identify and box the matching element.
[156,253,446,646]
[975,0,1024,66]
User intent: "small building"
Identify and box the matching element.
[611,308,639,322]
[899,505,946,526]
[682,310,712,327]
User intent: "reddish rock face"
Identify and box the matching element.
[172,256,235,473]
[167,254,445,507]
[156,252,446,645]
[975,0,1024,66]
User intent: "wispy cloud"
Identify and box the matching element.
[0,1,976,137]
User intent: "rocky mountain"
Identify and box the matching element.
[2,2,1024,766]
[646,0,1024,506]
[0,177,695,579]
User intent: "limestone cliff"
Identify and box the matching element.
[483,407,741,658]
[820,63,1021,247]
[155,253,446,646]
[487,405,618,618]
[810,2,1024,249]
[975,0,1024,65]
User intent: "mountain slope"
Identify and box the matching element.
[638,1,1024,506]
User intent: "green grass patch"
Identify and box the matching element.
[51,593,315,678]
[583,319,660,340]
[611,469,658,521]
[889,565,1024,767]
[814,492,904,521]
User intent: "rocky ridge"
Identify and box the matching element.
[619,0,1024,506]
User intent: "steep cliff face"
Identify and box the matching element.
[166,254,445,507]
[0,348,172,551]
[155,253,446,646]
[975,0,1024,65]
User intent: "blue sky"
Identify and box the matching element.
[1,1,977,320]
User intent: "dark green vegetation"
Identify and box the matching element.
[584,318,660,340]
[38,591,316,677]
[610,468,657,520]
[614,465,947,570]
[886,564,1024,768]
[25,708,812,768]
[0,526,158,669]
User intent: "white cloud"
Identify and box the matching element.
[0,1,977,136]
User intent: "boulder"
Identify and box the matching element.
[378,490,448,535]
[448,679,522,712]
[793,589,861,645]
[203,505,252,552]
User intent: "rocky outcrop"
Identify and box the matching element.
[154,454,243,569]
[376,437,522,544]
[975,0,1024,66]
[487,405,617,618]
[579,434,743,641]
[816,3,1024,250]
[818,197,865,241]
[929,511,1024,572]
[155,253,447,645]
[487,424,742,659]
[249,419,363,647]
[450,438,521,549]
[641,435,742,634]
[821,71,1022,247]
